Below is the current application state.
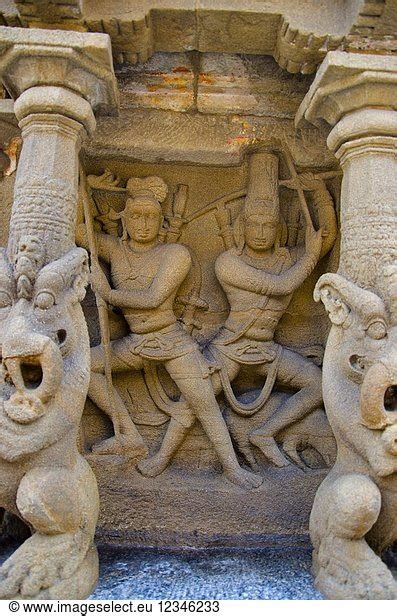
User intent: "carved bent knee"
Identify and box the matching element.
[326,474,381,540]
[16,467,85,535]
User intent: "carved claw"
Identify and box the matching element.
[0,532,94,599]
[92,435,148,462]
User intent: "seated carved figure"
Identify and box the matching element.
[311,273,397,599]
[77,176,262,490]
[0,239,98,599]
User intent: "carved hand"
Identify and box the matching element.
[305,225,323,257]
[299,171,326,192]
[90,261,112,302]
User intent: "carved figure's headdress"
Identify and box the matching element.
[234,152,286,252]
[125,176,168,213]
[243,152,280,222]
[116,176,168,240]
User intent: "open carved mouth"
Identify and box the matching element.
[384,385,397,413]
[19,359,43,390]
[3,355,44,394]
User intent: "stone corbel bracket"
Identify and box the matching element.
[274,17,345,75]
[0,26,118,116]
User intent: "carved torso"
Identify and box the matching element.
[106,238,189,334]
[217,246,298,341]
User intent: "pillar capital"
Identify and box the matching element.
[0,26,118,117]
[296,50,397,302]
[296,51,397,154]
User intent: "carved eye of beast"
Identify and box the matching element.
[34,290,56,310]
[365,320,387,340]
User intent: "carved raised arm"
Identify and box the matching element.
[298,173,338,259]
[216,232,322,297]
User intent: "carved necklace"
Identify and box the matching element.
[241,248,290,272]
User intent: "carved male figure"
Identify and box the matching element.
[142,153,337,472]
[210,153,337,467]
[76,176,262,490]
[310,273,397,599]
[0,240,99,599]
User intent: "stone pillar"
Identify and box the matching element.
[0,26,118,261]
[0,28,118,600]
[297,51,397,305]
[296,52,397,600]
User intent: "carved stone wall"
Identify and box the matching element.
[0,1,395,602]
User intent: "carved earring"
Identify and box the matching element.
[233,216,245,254]
[275,217,288,248]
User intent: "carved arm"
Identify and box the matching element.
[311,184,338,258]
[216,229,322,297]
[109,245,192,310]
[296,173,338,259]
[75,223,114,264]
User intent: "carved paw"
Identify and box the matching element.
[315,537,397,600]
[137,453,169,477]
[249,434,291,467]
[4,392,45,424]
[0,532,88,599]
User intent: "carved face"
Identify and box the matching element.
[244,214,278,252]
[315,273,397,477]
[124,199,163,245]
[0,246,89,427]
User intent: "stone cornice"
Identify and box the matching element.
[0,1,393,74]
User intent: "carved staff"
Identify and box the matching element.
[79,164,119,434]
[282,143,314,230]
[279,169,342,188]
[166,184,189,243]
[184,189,246,224]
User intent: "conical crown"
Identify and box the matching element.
[244,152,279,222]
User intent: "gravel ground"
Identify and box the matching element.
[91,545,322,600]
[2,542,395,600]
[0,542,323,600]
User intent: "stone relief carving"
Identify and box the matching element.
[77,173,262,490]
[309,273,397,599]
[77,150,339,487]
[0,240,99,599]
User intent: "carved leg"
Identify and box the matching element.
[138,355,242,478]
[166,353,263,490]
[89,345,148,459]
[0,460,99,599]
[250,349,322,467]
[138,418,191,477]
[311,473,397,599]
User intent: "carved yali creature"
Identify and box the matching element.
[143,152,338,471]
[0,241,99,599]
[77,176,262,490]
[310,273,397,599]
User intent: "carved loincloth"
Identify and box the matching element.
[113,323,197,364]
[210,329,279,365]
[207,332,282,417]
[113,323,204,429]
